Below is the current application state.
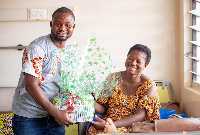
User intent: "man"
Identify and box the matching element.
[11,7,76,135]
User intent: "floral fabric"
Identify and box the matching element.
[0,113,14,135]
[87,73,160,134]
[22,41,61,85]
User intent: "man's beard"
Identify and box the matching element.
[51,30,68,42]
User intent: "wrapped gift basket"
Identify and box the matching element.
[53,37,117,122]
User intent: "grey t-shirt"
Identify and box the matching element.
[11,34,70,118]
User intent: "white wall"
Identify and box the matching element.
[0,0,181,111]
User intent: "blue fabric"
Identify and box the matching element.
[12,114,65,135]
[177,113,188,118]
[159,108,188,119]
[159,108,176,119]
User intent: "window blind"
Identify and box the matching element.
[187,0,200,83]
[188,9,200,17]
[188,25,200,32]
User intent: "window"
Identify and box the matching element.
[187,0,200,85]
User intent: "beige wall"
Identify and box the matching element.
[0,0,199,117]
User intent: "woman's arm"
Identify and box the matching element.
[146,83,157,98]
[113,108,146,128]
[91,83,157,129]
[90,107,146,130]
[113,84,157,128]
[94,101,108,115]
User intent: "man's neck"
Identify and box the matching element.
[54,41,66,49]
[50,35,67,49]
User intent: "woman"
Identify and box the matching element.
[87,44,160,134]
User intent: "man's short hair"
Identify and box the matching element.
[52,7,75,21]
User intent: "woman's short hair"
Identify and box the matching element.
[127,44,151,65]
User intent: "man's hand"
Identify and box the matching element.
[53,110,76,126]
[89,114,106,130]
[24,73,76,127]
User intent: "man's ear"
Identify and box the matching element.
[145,64,148,68]
[50,21,52,27]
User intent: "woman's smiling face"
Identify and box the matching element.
[125,50,147,75]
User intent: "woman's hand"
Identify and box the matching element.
[89,114,106,130]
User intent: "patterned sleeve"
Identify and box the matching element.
[96,72,123,104]
[22,44,45,84]
[138,80,161,121]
